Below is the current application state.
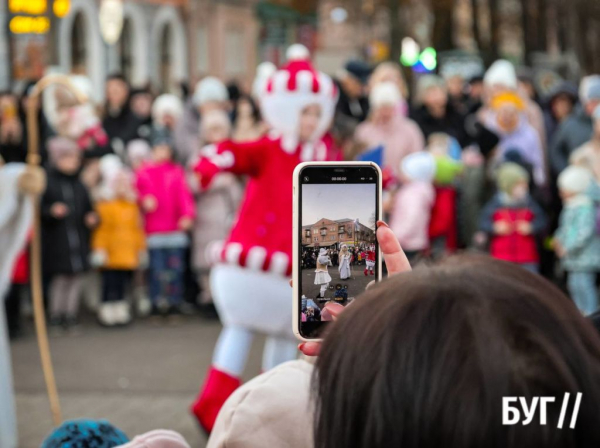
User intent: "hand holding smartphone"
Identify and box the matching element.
[293,162,383,341]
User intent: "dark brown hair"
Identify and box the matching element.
[314,254,600,448]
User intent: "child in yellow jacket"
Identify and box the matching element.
[92,155,146,326]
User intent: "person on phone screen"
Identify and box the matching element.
[191,44,341,432]
[365,244,376,276]
[314,248,332,299]
[339,244,352,280]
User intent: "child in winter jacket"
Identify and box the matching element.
[42,137,98,330]
[92,155,146,326]
[479,162,546,272]
[426,133,463,256]
[554,165,600,315]
[135,129,195,316]
[389,151,436,262]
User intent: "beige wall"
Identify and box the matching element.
[189,0,259,91]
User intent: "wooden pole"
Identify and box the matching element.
[26,75,87,427]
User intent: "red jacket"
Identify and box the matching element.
[194,134,341,277]
[479,194,546,264]
[12,247,29,284]
[428,186,457,251]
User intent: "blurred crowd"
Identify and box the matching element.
[2,53,600,339]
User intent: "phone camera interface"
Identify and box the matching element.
[300,181,377,330]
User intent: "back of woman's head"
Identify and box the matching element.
[314,254,600,448]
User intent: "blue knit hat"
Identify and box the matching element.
[41,419,129,448]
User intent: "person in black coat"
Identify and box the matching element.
[411,74,469,147]
[42,137,98,329]
[334,60,371,127]
[102,74,142,158]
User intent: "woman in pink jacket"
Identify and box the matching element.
[389,152,436,262]
[355,82,425,180]
[135,130,195,316]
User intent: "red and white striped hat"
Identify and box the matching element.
[260,44,337,152]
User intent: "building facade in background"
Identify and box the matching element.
[302,218,376,248]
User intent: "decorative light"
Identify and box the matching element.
[8,0,47,15]
[9,16,50,34]
[330,7,348,24]
[53,0,71,18]
[400,37,420,67]
[420,47,437,71]
[99,0,124,45]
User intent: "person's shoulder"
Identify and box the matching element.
[208,360,314,448]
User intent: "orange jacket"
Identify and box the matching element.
[92,199,146,270]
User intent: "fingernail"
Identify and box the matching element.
[377,220,389,228]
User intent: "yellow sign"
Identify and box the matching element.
[8,0,47,15]
[9,16,50,34]
[53,0,71,18]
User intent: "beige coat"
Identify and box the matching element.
[208,360,314,448]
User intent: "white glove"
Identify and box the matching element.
[90,250,108,268]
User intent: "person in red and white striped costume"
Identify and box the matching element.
[190,44,342,433]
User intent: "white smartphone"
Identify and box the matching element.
[293,162,383,341]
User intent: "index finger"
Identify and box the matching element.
[377,221,411,276]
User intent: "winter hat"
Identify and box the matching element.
[150,126,174,148]
[261,44,337,154]
[434,157,463,185]
[484,60,518,90]
[369,82,401,109]
[490,91,526,111]
[126,139,151,165]
[557,165,593,195]
[579,75,600,104]
[545,80,578,105]
[69,75,95,103]
[496,162,529,194]
[252,61,277,99]
[152,94,183,124]
[116,429,190,448]
[47,136,79,164]
[343,60,372,84]
[401,151,436,182]
[41,419,128,448]
[192,77,229,108]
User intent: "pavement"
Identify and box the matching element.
[10,314,266,448]
[300,264,374,305]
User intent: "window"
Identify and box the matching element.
[330,236,335,240]
[330,226,336,231]
[225,28,246,75]
[339,225,345,233]
[320,230,327,236]
[71,12,87,74]
[118,18,133,83]
[313,237,318,242]
[159,24,173,92]
[196,26,209,73]
[313,229,318,235]
[305,230,310,237]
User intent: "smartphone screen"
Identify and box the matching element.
[298,165,380,339]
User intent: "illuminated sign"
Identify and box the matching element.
[53,0,71,18]
[99,0,124,45]
[8,0,47,15]
[9,16,50,34]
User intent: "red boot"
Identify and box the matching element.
[191,367,241,434]
[364,268,368,276]
[370,270,375,276]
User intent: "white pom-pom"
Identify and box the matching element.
[286,44,310,61]
[256,61,276,78]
